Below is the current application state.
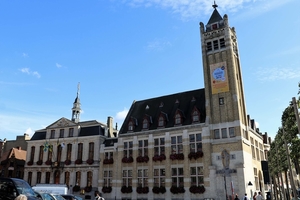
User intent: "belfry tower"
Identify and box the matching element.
[72,83,81,123]
[200,3,248,132]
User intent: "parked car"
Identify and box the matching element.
[0,177,39,200]
[61,194,82,200]
[34,191,66,200]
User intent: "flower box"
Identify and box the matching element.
[136,186,149,194]
[45,160,52,165]
[121,186,132,193]
[36,160,43,165]
[102,186,112,193]
[170,186,185,194]
[170,153,184,160]
[152,186,166,194]
[152,154,166,162]
[188,151,204,160]
[75,159,82,164]
[189,185,205,194]
[86,158,94,165]
[84,186,92,193]
[65,159,71,165]
[73,185,81,192]
[121,156,134,163]
[136,156,149,163]
[27,160,33,166]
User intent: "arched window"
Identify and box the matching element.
[128,121,134,131]
[158,116,165,127]
[142,119,149,129]
[175,113,182,125]
[192,108,200,123]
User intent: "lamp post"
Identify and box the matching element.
[248,181,253,200]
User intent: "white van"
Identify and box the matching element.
[32,184,68,195]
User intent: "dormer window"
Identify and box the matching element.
[192,108,200,123]
[212,23,218,30]
[50,130,55,139]
[158,116,165,127]
[142,119,149,129]
[128,121,134,131]
[175,113,182,125]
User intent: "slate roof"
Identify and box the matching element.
[119,88,206,134]
[207,8,223,25]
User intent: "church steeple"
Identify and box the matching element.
[72,83,81,123]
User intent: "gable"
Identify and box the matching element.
[47,117,77,129]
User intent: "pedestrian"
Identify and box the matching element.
[15,194,27,200]
[256,191,263,200]
[243,193,249,200]
[234,194,240,200]
[253,192,257,200]
[94,191,105,200]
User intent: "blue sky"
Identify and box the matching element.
[0,0,299,141]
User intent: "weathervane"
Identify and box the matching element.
[212,1,218,9]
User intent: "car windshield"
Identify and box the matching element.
[52,194,66,200]
[14,179,36,196]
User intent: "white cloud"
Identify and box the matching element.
[256,66,300,81]
[20,68,41,78]
[115,108,129,120]
[25,128,34,138]
[145,38,172,51]
[22,53,28,58]
[56,63,62,68]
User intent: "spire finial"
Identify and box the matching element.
[212,1,218,9]
[77,82,80,97]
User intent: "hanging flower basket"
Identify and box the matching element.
[136,156,149,163]
[84,185,92,193]
[36,160,43,165]
[122,156,134,163]
[73,185,81,192]
[103,158,114,164]
[152,186,160,194]
[152,154,166,162]
[102,186,112,193]
[159,186,166,194]
[189,185,205,194]
[27,160,33,166]
[188,151,204,160]
[136,186,149,194]
[121,186,132,193]
[170,153,185,160]
[75,159,82,164]
[45,160,52,165]
[86,158,94,165]
[65,159,71,165]
[170,186,185,194]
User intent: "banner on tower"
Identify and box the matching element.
[210,61,229,94]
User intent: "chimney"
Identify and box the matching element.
[107,116,114,138]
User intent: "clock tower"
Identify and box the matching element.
[200,3,248,132]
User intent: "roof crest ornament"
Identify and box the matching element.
[212,0,218,9]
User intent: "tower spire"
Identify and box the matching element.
[212,1,218,9]
[72,82,81,123]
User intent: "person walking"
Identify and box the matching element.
[243,193,249,200]
[256,191,264,200]
[234,194,240,200]
[94,191,105,200]
[253,192,257,200]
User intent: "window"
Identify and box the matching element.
[69,128,74,137]
[219,97,224,105]
[212,23,218,30]
[104,170,112,187]
[190,166,204,186]
[50,130,55,139]
[88,142,94,160]
[65,172,70,186]
[124,141,133,158]
[138,140,148,156]
[192,108,200,123]
[122,169,132,187]
[207,41,212,51]
[189,133,202,153]
[175,113,182,125]
[28,172,32,185]
[171,136,183,154]
[154,168,165,187]
[220,38,225,48]
[38,146,43,161]
[47,145,53,161]
[59,129,64,138]
[138,169,148,187]
[142,119,149,129]
[158,115,165,127]
[171,168,184,187]
[30,146,35,162]
[37,172,41,184]
[87,171,92,187]
[57,145,62,162]
[66,144,72,160]
[229,127,235,137]
[76,171,81,186]
[105,152,113,159]
[221,128,227,138]
[128,121,134,131]
[213,40,219,50]
[214,129,220,139]
[154,138,165,156]
[45,172,50,184]
[77,143,83,160]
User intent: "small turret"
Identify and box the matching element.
[72,83,82,123]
